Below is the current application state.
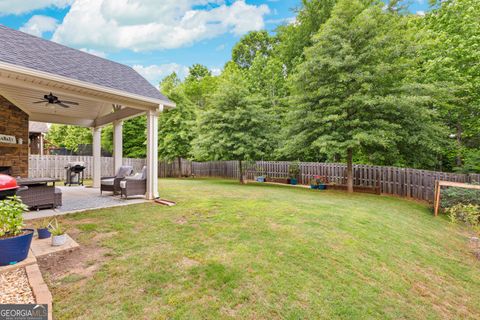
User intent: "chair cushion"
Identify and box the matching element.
[116,166,133,179]
[101,178,115,186]
[120,180,127,189]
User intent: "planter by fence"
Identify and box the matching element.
[29,156,480,203]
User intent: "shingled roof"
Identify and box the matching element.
[0,25,170,104]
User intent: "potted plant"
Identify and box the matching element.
[49,218,67,246]
[0,196,32,266]
[288,161,300,185]
[35,219,51,239]
[310,176,329,190]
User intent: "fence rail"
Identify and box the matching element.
[28,156,480,202]
[190,160,480,202]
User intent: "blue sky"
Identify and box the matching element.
[0,0,430,86]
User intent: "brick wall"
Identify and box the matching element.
[0,95,29,177]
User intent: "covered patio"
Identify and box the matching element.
[0,25,174,206]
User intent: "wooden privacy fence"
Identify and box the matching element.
[28,156,479,202]
[29,155,191,180]
[190,160,480,202]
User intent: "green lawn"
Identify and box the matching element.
[40,179,480,319]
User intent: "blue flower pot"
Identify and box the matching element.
[290,178,297,185]
[37,228,51,239]
[318,184,327,190]
[0,229,34,266]
[310,185,318,189]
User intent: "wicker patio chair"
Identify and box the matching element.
[101,166,133,195]
[120,166,147,199]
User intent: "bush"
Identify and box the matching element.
[0,196,28,238]
[446,204,480,229]
[441,186,480,209]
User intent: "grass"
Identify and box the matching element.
[45,179,480,319]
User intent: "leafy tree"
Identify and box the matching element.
[232,30,275,69]
[160,72,181,96]
[285,0,444,192]
[122,116,147,158]
[276,0,336,73]
[193,65,272,183]
[419,0,480,171]
[184,64,218,108]
[46,124,92,152]
[158,84,196,176]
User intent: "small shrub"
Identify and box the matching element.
[446,203,480,229]
[0,196,28,237]
[288,161,300,179]
[49,218,67,236]
[441,186,480,209]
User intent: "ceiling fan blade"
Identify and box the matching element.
[32,100,47,104]
[56,102,70,108]
[60,100,79,105]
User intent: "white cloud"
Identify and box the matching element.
[52,0,270,52]
[133,63,189,85]
[210,67,222,76]
[19,15,58,37]
[416,10,426,16]
[0,0,73,15]
[79,48,107,58]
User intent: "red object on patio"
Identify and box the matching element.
[0,174,20,199]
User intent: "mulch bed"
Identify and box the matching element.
[0,268,35,304]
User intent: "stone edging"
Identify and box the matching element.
[25,264,53,320]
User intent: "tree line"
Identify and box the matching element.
[47,0,480,190]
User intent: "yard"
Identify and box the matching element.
[34,179,480,319]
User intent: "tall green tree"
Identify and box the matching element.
[193,65,272,183]
[286,0,444,192]
[184,64,218,108]
[46,124,92,152]
[232,30,275,69]
[276,0,336,73]
[419,0,480,172]
[158,76,196,175]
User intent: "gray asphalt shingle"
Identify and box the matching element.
[0,25,170,103]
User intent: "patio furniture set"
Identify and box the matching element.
[1,165,147,211]
[100,165,148,199]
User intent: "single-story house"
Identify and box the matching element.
[0,25,174,199]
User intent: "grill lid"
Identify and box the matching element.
[0,174,19,191]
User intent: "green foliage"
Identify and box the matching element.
[0,196,28,237]
[284,0,444,168]
[193,66,273,181]
[46,124,92,152]
[34,218,51,229]
[184,64,218,108]
[232,30,275,69]
[158,85,196,162]
[49,218,66,236]
[123,116,147,158]
[288,161,300,178]
[441,186,480,209]
[419,0,480,171]
[447,204,480,229]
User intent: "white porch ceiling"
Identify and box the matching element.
[0,67,165,127]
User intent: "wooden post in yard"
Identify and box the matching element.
[434,180,441,217]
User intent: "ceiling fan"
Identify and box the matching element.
[32,92,79,108]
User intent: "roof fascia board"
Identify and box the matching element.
[0,61,175,107]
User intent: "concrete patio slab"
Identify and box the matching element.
[24,186,147,220]
[31,234,79,258]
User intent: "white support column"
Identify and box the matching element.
[146,109,159,200]
[113,120,123,174]
[39,134,44,156]
[92,127,102,188]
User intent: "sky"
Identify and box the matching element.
[0,0,431,87]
